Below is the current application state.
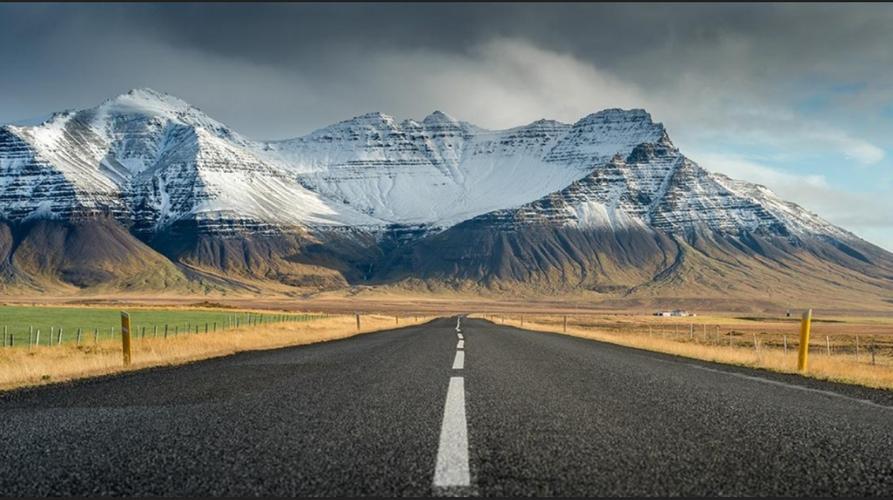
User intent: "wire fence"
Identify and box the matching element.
[0,310,326,350]
[482,313,893,368]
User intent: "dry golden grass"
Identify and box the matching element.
[474,314,893,391]
[0,314,435,392]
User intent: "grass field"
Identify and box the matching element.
[0,310,435,391]
[477,311,893,355]
[475,312,893,390]
[0,305,322,347]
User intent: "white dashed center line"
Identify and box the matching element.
[434,317,472,493]
[452,350,465,370]
[433,376,471,489]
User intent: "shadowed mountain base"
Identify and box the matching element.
[4,216,890,312]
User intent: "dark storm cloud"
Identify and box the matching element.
[81,3,893,72]
[2,3,893,136]
[0,3,893,141]
[30,3,893,82]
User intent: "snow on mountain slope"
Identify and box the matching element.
[468,137,855,242]
[258,109,668,227]
[0,88,867,248]
[129,125,381,233]
[0,89,238,221]
[1,89,379,230]
[0,113,127,220]
[88,88,249,176]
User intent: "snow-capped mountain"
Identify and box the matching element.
[1,88,891,305]
[0,88,845,239]
[470,138,851,240]
[258,108,667,228]
[0,89,379,230]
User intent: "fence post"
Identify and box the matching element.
[154,325,158,338]
[395,315,399,325]
[35,329,40,348]
[797,309,812,372]
[213,322,217,333]
[76,328,82,346]
[753,333,758,353]
[826,336,831,356]
[58,327,64,345]
[120,312,132,366]
[164,324,169,339]
[356,313,360,331]
[783,334,787,355]
[563,315,567,333]
[94,328,98,344]
[689,323,693,340]
[871,339,876,365]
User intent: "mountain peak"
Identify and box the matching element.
[91,88,239,142]
[94,88,210,127]
[422,110,458,125]
[343,111,398,127]
[106,88,190,110]
[576,108,655,126]
[124,87,172,99]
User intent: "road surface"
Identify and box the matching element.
[1,317,892,496]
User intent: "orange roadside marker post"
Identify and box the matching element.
[797,309,812,372]
[121,312,133,367]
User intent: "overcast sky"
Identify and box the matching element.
[2,3,892,249]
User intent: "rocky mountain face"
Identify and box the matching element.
[1,89,891,306]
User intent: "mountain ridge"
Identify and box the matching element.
[1,88,891,307]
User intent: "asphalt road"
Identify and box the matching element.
[1,317,892,496]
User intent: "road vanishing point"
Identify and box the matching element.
[1,317,892,496]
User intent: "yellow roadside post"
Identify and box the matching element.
[121,312,133,367]
[797,309,812,372]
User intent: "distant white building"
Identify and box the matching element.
[653,310,695,317]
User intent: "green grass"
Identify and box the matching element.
[0,306,322,347]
